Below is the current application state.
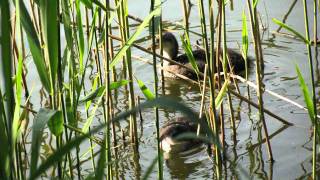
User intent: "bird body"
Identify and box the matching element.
[160,117,202,153]
[161,32,248,79]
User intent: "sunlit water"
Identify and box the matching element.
[19,0,320,179]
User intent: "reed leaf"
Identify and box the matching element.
[110,7,160,69]
[242,10,248,59]
[253,0,260,8]
[79,80,129,103]
[215,80,229,108]
[76,0,85,73]
[29,108,58,177]
[47,111,63,136]
[12,51,23,145]
[136,79,155,100]
[0,92,10,178]
[61,0,73,50]
[142,156,158,180]
[80,0,93,9]
[14,0,50,91]
[181,33,200,74]
[295,65,315,123]
[39,0,59,89]
[82,90,105,133]
[95,138,106,180]
[272,18,310,44]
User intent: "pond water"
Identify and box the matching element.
[21,0,320,179]
[124,0,318,179]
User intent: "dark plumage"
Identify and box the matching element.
[160,117,203,153]
[162,32,248,79]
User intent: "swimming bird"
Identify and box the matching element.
[161,32,248,79]
[160,117,203,153]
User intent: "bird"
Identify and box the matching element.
[161,32,248,79]
[160,117,204,153]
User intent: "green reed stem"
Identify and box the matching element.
[120,0,138,147]
[0,0,14,177]
[181,0,189,35]
[302,0,318,178]
[150,0,163,179]
[104,0,112,178]
[246,0,273,161]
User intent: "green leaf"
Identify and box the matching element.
[79,80,129,103]
[76,0,85,74]
[30,120,102,180]
[80,0,93,9]
[66,89,77,127]
[181,33,199,74]
[295,65,320,139]
[95,138,106,180]
[82,89,105,133]
[110,6,160,69]
[61,0,73,50]
[92,0,108,11]
[253,0,260,8]
[241,10,248,59]
[0,92,10,178]
[47,111,63,136]
[272,18,310,44]
[215,79,229,108]
[15,0,50,92]
[136,79,155,100]
[142,156,159,180]
[110,80,130,90]
[295,65,315,122]
[29,108,58,177]
[80,86,106,103]
[12,49,23,145]
[39,0,59,89]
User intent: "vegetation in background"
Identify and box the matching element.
[0,0,319,179]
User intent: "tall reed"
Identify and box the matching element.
[150,0,163,179]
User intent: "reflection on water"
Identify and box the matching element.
[164,145,209,179]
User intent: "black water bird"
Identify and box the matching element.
[160,117,203,153]
[161,32,248,79]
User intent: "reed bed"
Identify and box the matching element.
[0,0,319,179]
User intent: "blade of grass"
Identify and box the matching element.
[39,0,59,87]
[79,80,129,103]
[295,65,316,125]
[1,0,14,177]
[29,108,58,177]
[14,0,50,92]
[136,79,155,100]
[142,156,158,180]
[110,7,160,69]
[215,80,229,108]
[180,33,199,74]
[272,18,310,44]
[76,0,85,74]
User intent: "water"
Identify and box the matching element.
[23,0,319,179]
[126,0,319,179]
